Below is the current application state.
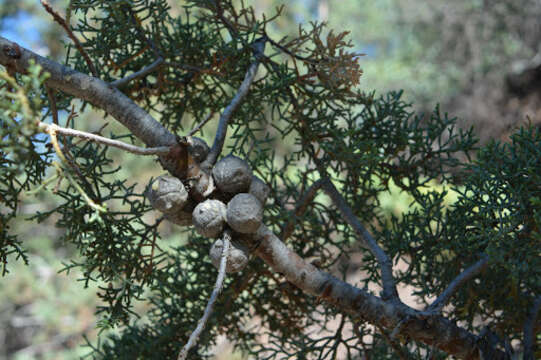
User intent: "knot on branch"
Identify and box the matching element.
[2,43,21,59]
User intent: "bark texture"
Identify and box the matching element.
[0,36,175,148]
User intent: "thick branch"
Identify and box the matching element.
[428,255,488,313]
[523,295,541,360]
[0,36,176,148]
[320,177,399,301]
[253,225,506,360]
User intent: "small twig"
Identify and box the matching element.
[222,270,260,314]
[62,140,102,200]
[188,112,215,136]
[44,85,58,125]
[163,61,205,73]
[427,254,488,313]
[320,176,399,301]
[266,33,317,65]
[65,0,74,24]
[214,1,239,38]
[65,104,78,127]
[52,172,63,193]
[377,324,411,360]
[111,57,164,88]
[38,122,171,156]
[202,38,266,168]
[0,36,177,148]
[47,129,106,213]
[523,295,541,360]
[56,106,103,200]
[177,231,231,360]
[40,0,98,77]
[123,6,161,58]
[390,316,411,340]
[26,173,59,195]
[280,178,325,241]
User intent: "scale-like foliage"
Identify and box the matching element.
[0,1,539,359]
[0,62,51,274]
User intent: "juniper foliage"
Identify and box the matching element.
[0,1,539,359]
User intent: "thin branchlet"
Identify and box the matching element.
[40,0,98,77]
[177,231,231,360]
[280,178,325,241]
[202,38,266,168]
[203,60,261,168]
[111,58,164,88]
[38,122,171,156]
[427,254,489,313]
[320,176,399,301]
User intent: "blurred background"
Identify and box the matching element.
[1,0,540,359]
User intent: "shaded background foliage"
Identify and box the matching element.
[0,0,540,359]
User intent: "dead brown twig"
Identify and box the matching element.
[40,0,98,77]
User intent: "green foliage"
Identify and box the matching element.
[383,125,541,334]
[451,128,540,331]
[0,62,48,164]
[1,1,540,359]
[0,62,51,274]
[30,139,165,326]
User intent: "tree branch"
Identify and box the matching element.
[122,5,162,59]
[523,295,541,360]
[44,84,59,125]
[40,0,98,77]
[203,61,259,167]
[188,111,215,136]
[252,225,507,360]
[0,36,176,148]
[177,231,231,360]
[319,177,399,301]
[376,324,413,360]
[202,38,266,168]
[265,32,317,65]
[280,178,325,241]
[110,57,164,88]
[0,31,512,360]
[38,122,171,156]
[46,129,107,213]
[427,255,489,313]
